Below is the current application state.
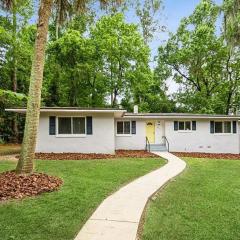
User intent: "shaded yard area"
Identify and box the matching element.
[0,144,21,155]
[0,157,164,240]
[141,158,240,240]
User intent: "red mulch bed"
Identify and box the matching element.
[0,171,63,201]
[35,150,157,160]
[116,150,157,158]
[173,152,240,160]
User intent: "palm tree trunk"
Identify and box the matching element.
[16,0,53,174]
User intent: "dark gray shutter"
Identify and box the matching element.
[86,116,93,135]
[49,116,56,135]
[132,121,136,134]
[174,121,178,131]
[233,121,237,134]
[192,121,196,131]
[210,121,214,134]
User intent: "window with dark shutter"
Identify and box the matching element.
[49,116,56,135]
[86,116,93,135]
[132,121,136,134]
[174,121,178,131]
[192,121,196,131]
[233,121,237,134]
[117,121,132,135]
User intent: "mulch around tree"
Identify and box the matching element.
[35,150,157,160]
[173,152,240,160]
[0,171,63,202]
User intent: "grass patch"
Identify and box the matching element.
[141,159,240,240]
[141,158,240,240]
[0,157,164,240]
[0,144,21,155]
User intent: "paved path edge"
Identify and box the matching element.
[74,152,186,240]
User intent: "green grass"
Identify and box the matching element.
[0,144,21,155]
[0,157,164,240]
[141,158,240,240]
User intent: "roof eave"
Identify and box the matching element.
[5,108,127,116]
[123,115,240,120]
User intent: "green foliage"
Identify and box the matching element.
[156,0,240,114]
[0,90,27,142]
[136,0,163,44]
[0,89,27,107]
[45,28,107,106]
[44,13,164,109]
[0,1,33,142]
[223,0,240,45]
[91,13,151,107]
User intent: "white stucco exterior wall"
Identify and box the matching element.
[36,112,240,154]
[115,119,146,150]
[165,120,240,154]
[36,112,115,154]
[116,118,240,154]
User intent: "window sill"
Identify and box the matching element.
[116,134,132,137]
[56,134,87,138]
[177,130,193,133]
[213,133,234,136]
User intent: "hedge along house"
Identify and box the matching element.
[6,107,240,154]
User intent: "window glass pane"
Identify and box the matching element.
[215,122,223,133]
[58,117,71,134]
[179,122,184,130]
[185,121,191,130]
[73,117,85,134]
[224,121,231,133]
[124,121,131,134]
[117,122,123,134]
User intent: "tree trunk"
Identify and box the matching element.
[12,0,17,93]
[112,88,118,107]
[226,91,232,115]
[16,0,53,174]
[56,5,60,40]
[12,0,19,143]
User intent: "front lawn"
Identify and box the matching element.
[0,157,164,240]
[141,158,240,240]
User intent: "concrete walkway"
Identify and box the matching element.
[74,152,186,240]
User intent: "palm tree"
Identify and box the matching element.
[15,0,122,174]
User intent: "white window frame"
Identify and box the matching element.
[116,120,132,136]
[56,116,87,138]
[178,121,192,132]
[214,121,233,135]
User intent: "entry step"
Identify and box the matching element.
[149,144,167,152]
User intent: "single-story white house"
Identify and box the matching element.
[6,107,240,154]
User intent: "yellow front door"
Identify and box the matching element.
[146,121,155,144]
